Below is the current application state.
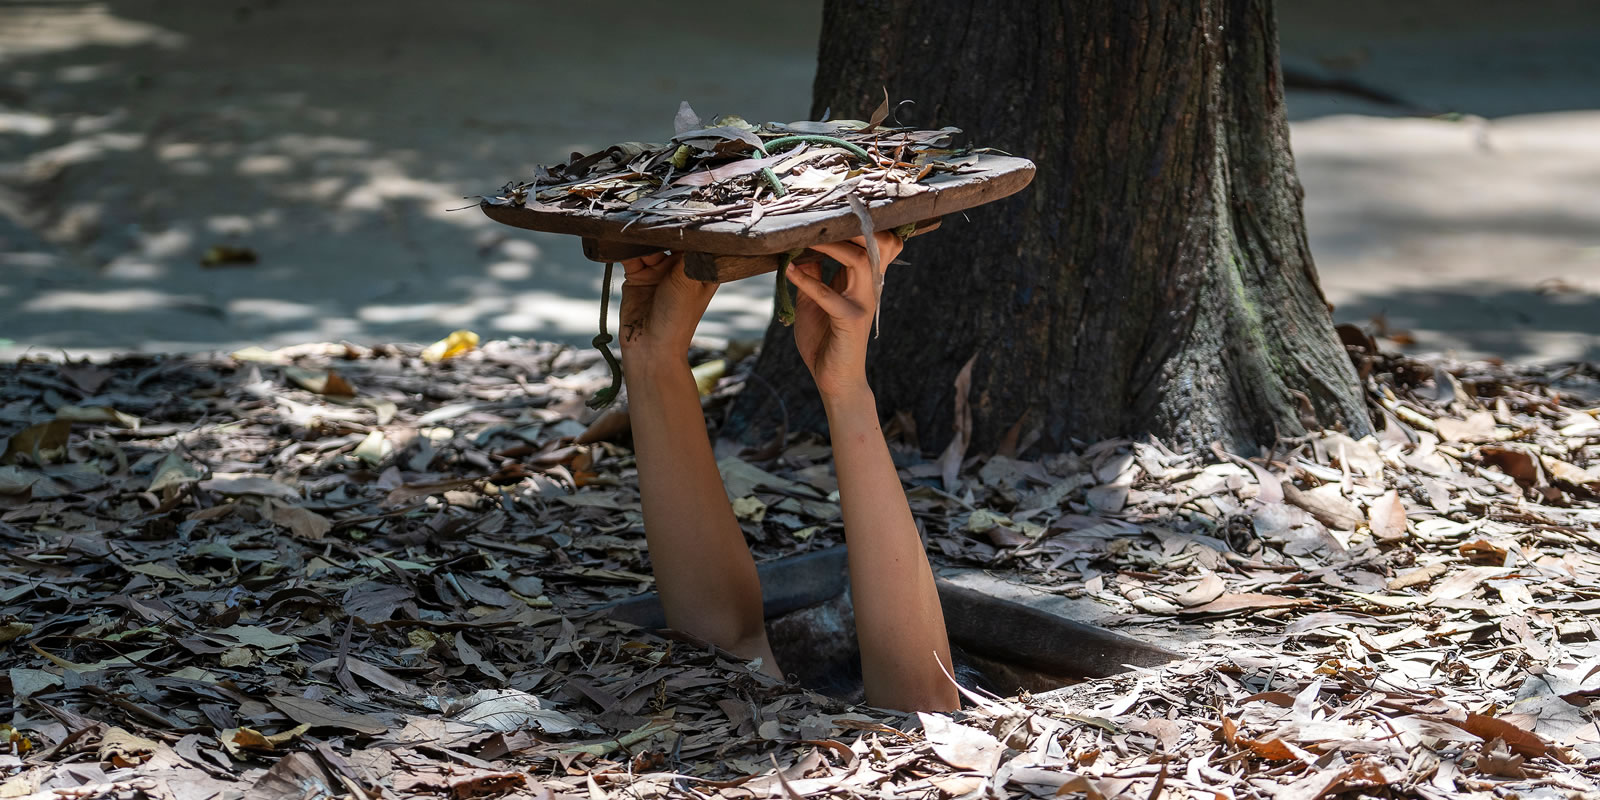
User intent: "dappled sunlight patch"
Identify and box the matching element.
[204,215,256,236]
[155,142,202,161]
[21,133,144,179]
[695,281,784,340]
[55,63,116,84]
[300,316,365,344]
[0,6,817,362]
[692,310,780,343]
[274,175,347,204]
[0,110,54,137]
[99,257,166,281]
[137,227,193,260]
[340,167,461,213]
[0,4,184,61]
[235,153,293,176]
[22,288,198,314]
[356,301,462,325]
[268,133,372,158]
[493,237,541,262]
[485,292,599,335]
[225,298,321,323]
[485,260,534,281]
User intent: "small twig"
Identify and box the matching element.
[563,720,673,757]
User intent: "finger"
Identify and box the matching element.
[792,261,825,282]
[810,240,865,265]
[624,248,668,266]
[791,261,848,294]
[624,250,676,281]
[787,261,841,295]
[810,240,873,302]
[874,232,904,273]
[785,263,856,318]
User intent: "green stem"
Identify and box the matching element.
[587,262,622,409]
[750,135,878,198]
[774,249,802,326]
[563,720,673,758]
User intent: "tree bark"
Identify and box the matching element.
[729,0,1372,454]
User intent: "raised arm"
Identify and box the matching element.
[617,252,779,676]
[786,235,959,712]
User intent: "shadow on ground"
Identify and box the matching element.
[1,1,1596,364]
[1332,283,1600,363]
[0,1,821,358]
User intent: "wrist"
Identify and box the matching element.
[821,384,877,421]
[620,336,689,365]
[621,351,693,387]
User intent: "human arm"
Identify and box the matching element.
[617,252,780,675]
[786,235,959,712]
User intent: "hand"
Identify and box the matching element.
[785,231,904,399]
[618,251,717,362]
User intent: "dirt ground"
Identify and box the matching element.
[2,337,1598,798]
[2,6,1600,796]
[0,0,1597,362]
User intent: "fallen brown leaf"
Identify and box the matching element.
[1179,593,1308,616]
[268,695,387,735]
[1367,489,1408,542]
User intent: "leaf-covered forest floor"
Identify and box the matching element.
[1,336,1598,800]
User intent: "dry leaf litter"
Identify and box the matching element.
[0,333,1598,800]
[477,99,979,230]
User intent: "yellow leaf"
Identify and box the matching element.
[265,723,312,747]
[55,406,140,429]
[361,398,398,425]
[0,622,32,644]
[1,724,32,756]
[221,726,290,756]
[731,495,766,523]
[230,345,289,364]
[284,367,357,396]
[353,431,391,467]
[421,330,480,363]
[1,419,71,465]
[691,359,726,396]
[97,727,159,767]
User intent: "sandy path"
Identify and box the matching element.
[1,1,1595,362]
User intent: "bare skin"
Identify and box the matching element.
[617,235,958,712]
[618,251,780,677]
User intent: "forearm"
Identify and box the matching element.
[624,357,774,666]
[824,387,958,711]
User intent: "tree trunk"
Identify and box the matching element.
[729,0,1373,454]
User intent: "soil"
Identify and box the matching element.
[1,339,1597,796]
